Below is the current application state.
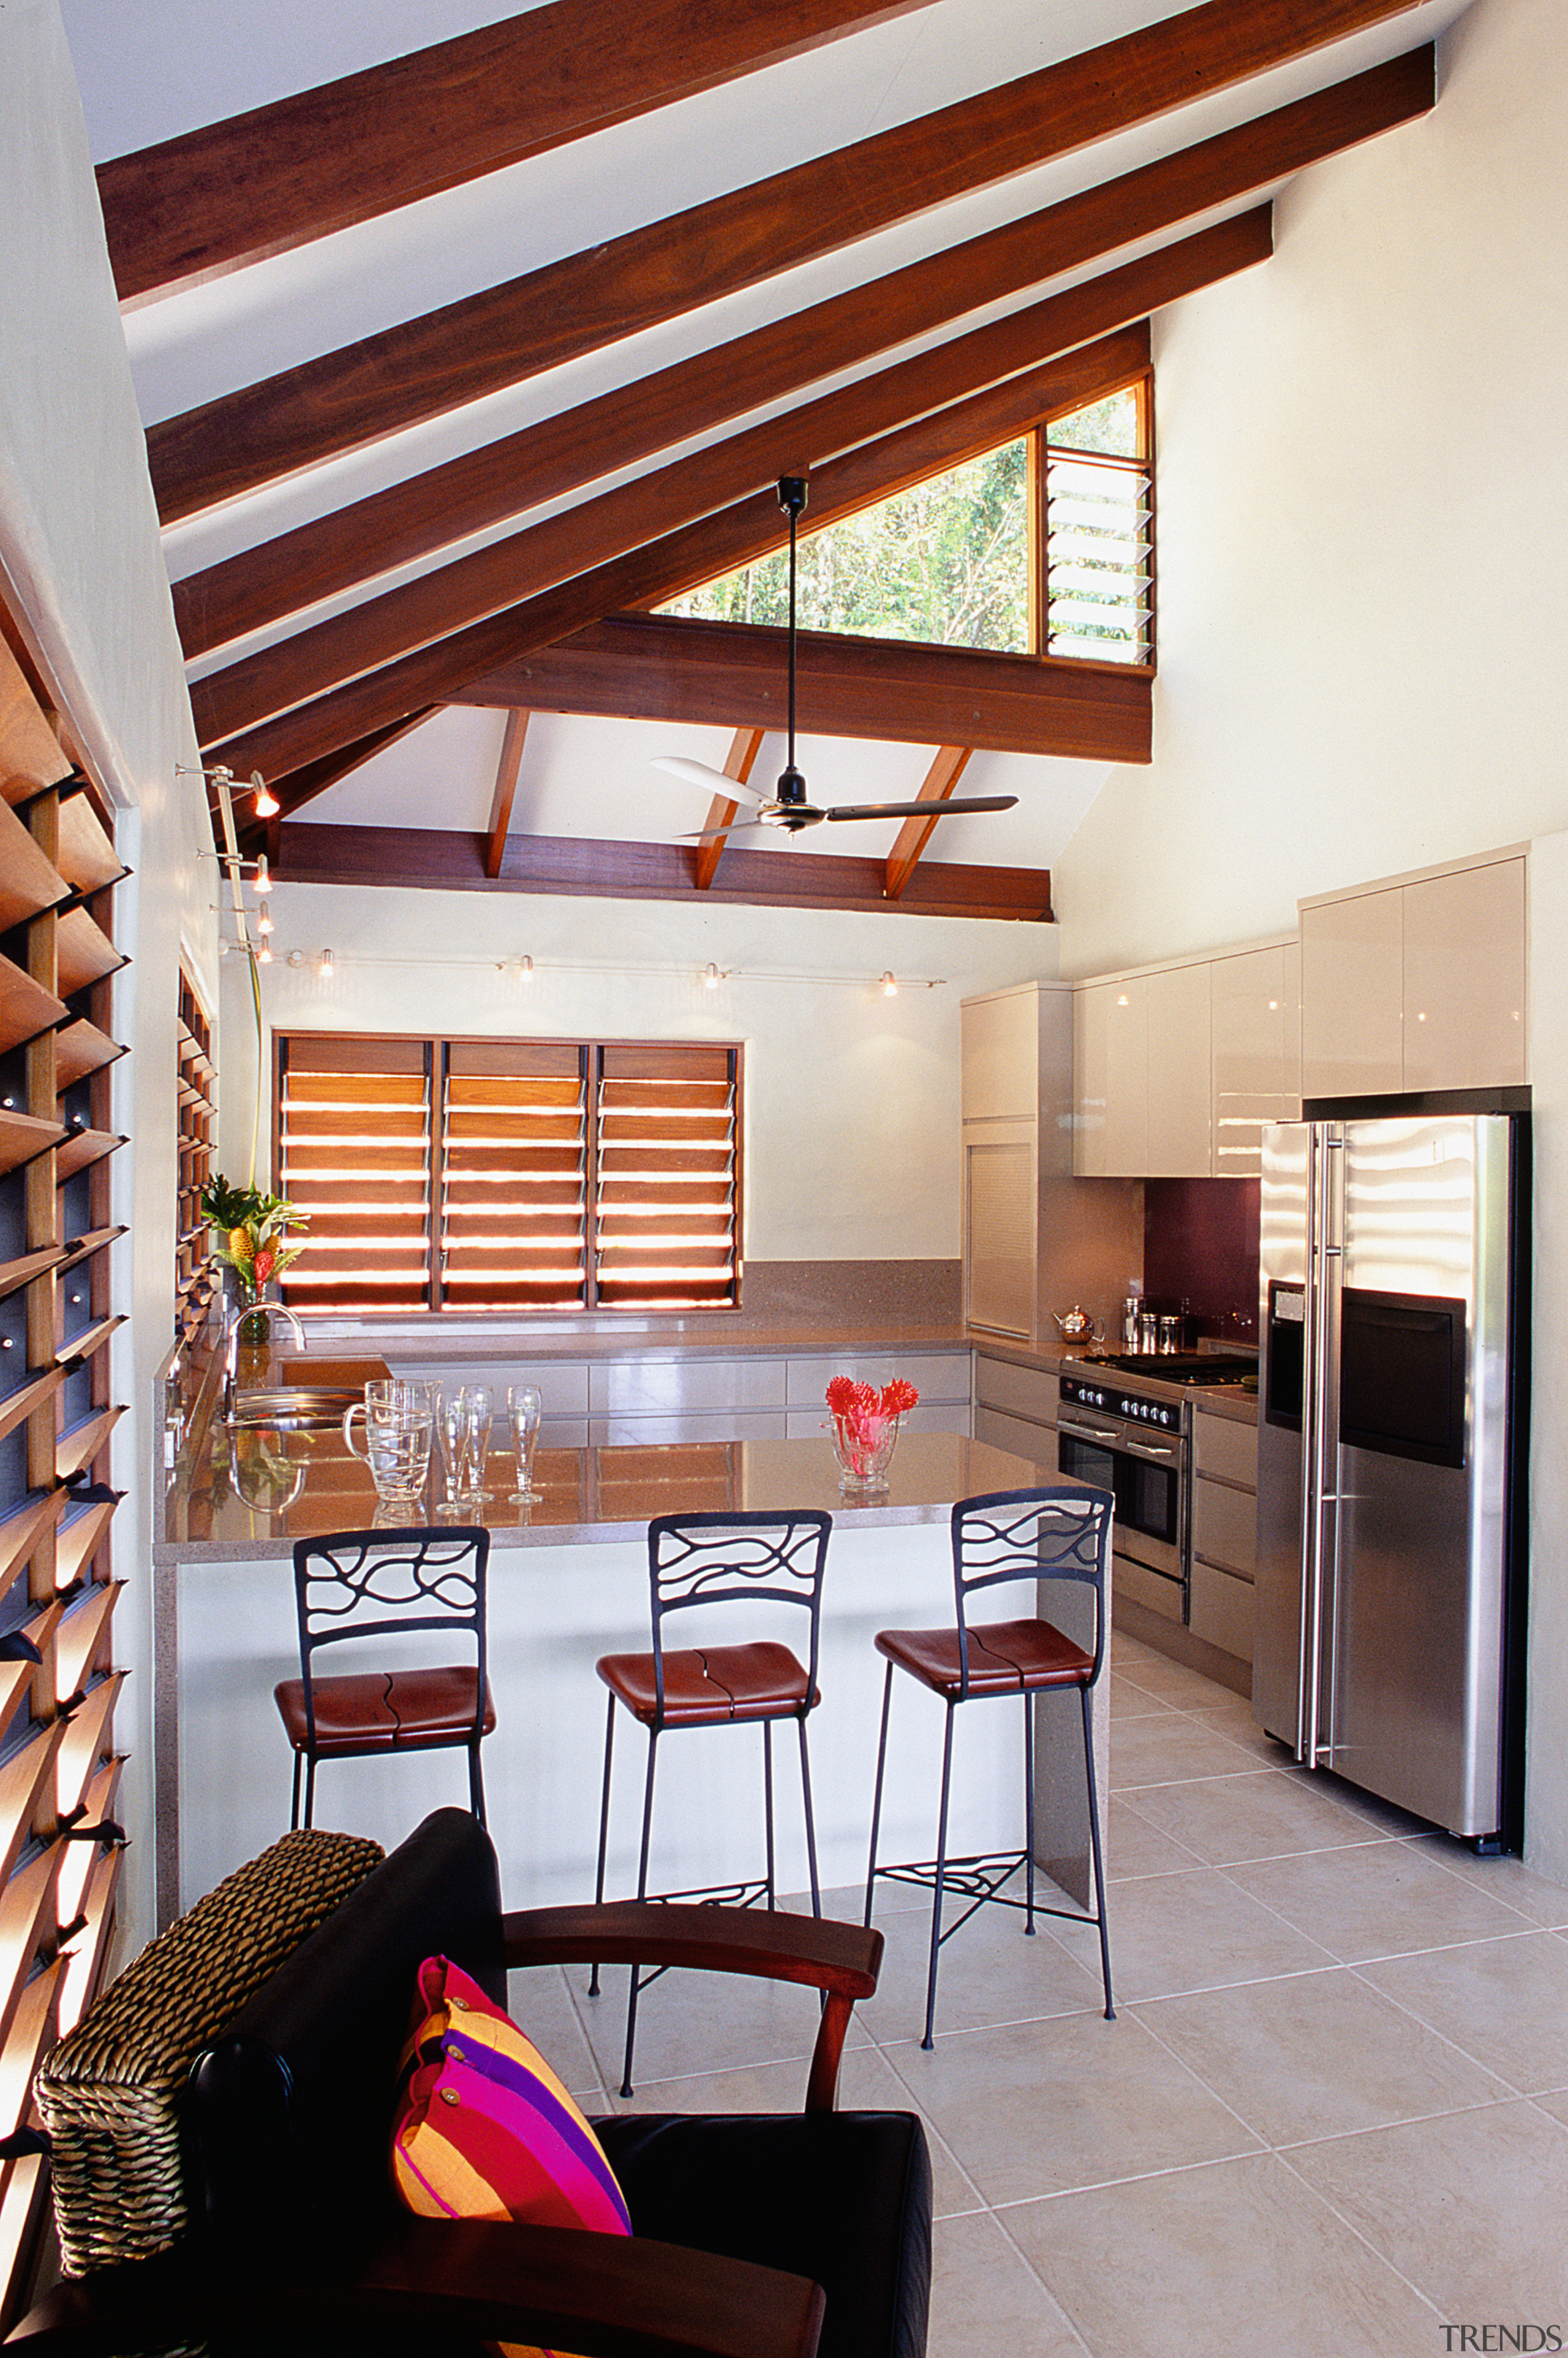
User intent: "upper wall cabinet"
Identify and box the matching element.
[1211,941,1302,1178]
[1300,849,1526,1101]
[1075,940,1296,1178]
[962,982,1076,1343]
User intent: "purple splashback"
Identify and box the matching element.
[1143,1178,1261,1343]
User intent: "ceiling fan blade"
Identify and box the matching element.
[653,755,769,805]
[674,818,773,842]
[823,794,1020,823]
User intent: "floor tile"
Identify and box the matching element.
[1125,1765,1390,1866]
[930,2212,1090,2357]
[1006,2152,1441,2357]
[1110,1714,1262,1791]
[1108,1673,1180,1723]
[880,2010,1261,2207]
[1285,2100,1568,2318]
[1185,1700,1295,1765]
[1229,1836,1536,1963]
[1358,1929,1568,2094]
[1414,1842,1568,1929]
[575,1953,831,2090]
[859,1885,1106,2041]
[1051,1862,1336,2002]
[1106,1795,1206,1882]
[1107,1652,1232,1708]
[1137,1965,1509,2144]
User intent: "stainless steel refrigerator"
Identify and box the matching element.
[1254,1114,1528,1845]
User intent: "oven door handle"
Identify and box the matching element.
[1058,1416,1123,1447]
[1120,1436,1181,1463]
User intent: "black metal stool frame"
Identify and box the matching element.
[590,1507,832,2095]
[864,1485,1115,2048]
[284,1525,492,1830]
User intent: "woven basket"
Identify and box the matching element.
[37,1827,383,2278]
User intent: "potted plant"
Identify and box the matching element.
[199,1173,309,1335]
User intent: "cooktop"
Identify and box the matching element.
[1089,1352,1256,1388]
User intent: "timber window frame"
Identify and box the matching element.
[274,1031,743,1315]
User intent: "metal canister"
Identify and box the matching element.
[1136,1308,1157,1353]
[1158,1314,1182,1354]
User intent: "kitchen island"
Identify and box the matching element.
[158,1415,1110,1944]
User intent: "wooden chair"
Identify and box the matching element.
[274,1525,495,1829]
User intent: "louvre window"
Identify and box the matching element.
[276,1034,741,1314]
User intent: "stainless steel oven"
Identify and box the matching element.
[1056,1373,1189,1621]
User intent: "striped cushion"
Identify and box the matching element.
[391,1954,631,2358]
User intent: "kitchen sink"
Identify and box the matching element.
[227,1386,360,1429]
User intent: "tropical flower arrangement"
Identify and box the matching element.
[199,1173,309,1306]
[824,1374,919,1489]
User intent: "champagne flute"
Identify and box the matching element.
[463,1384,494,1504]
[508,1384,543,1503]
[435,1384,469,1516]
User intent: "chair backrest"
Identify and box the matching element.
[186,1807,505,2248]
[291,1524,489,1741]
[951,1485,1115,1696]
[646,1510,831,1717]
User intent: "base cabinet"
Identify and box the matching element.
[1188,1406,1259,1668]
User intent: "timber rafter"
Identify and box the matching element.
[147,6,1433,523]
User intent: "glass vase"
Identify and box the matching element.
[830,1409,901,1493]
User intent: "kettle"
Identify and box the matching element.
[1052,1306,1102,1344]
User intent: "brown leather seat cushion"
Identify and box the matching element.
[274,1667,496,1755]
[597,1641,816,1725]
[874,1617,1093,1700]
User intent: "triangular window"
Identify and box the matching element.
[658,375,1152,667]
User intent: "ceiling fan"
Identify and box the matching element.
[657,476,1019,840]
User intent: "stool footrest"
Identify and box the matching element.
[869,1850,1106,1951]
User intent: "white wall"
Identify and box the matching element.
[0,0,213,1957]
[231,884,1060,1261]
[1056,0,1568,977]
[1053,0,1568,1878]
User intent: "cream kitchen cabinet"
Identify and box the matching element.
[971,1350,1058,1468]
[1076,945,1292,1179]
[1300,848,1526,1100]
[962,982,1065,1344]
[1188,1403,1258,1668]
[1210,941,1302,1178]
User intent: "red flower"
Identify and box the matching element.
[880,1379,919,1415]
[252,1245,276,1286]
[824,1376,860,1415]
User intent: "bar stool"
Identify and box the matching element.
[274,1526,495,1829]
[590,1508,832,2096]
[864,1484,1115,2047]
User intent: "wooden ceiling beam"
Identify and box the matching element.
[232,707,438,847]
[97,0,929,307]
[485,709,530,879]
[884,748,973,901]
[177,38,1431,665]
[693,727,765,890]
[147,9,1433,522]
[275,821,1055,924]
[461,614,1151,764]
[198,267,1194,784]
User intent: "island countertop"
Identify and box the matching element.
[160,1428,1071,1565]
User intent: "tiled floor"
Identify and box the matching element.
[516,1633,1568,2356]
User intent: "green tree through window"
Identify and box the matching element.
[661,440,1031,652]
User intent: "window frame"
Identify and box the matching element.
[273,1030,745,1317]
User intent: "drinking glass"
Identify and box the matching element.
[435,1384,469,1516]
[508,1384,543,1503]
[462,1384,494,1504]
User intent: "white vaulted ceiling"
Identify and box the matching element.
[56,0,1464,911]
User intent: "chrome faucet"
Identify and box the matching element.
[222,1300,307,1420]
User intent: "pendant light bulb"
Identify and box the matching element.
[518,954,533,980]
[256,940,272,965]
[319,947,334,979]
[703,962,721,990]
[881,971,899,997]
[251,770,280,819]
[254,855,272,897]
[256,906,273,935]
